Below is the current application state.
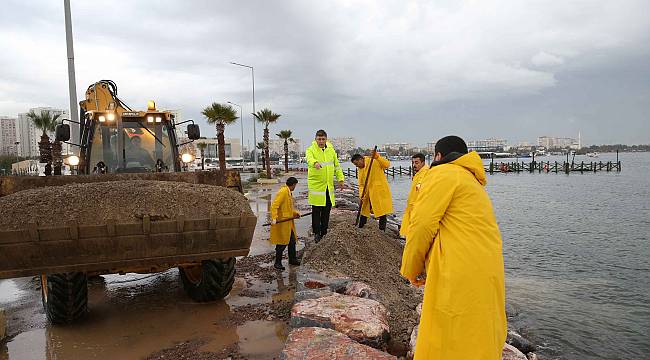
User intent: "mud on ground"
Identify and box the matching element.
[303,211,423,353]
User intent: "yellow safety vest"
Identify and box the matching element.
[305,141,344,206]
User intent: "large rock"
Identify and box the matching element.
[344,281,377,300]
[502,343,528,360]
[0,307,6,341]
[506,330,536,354]
[407,324,419,359]
[291,293,390,348]
[281,327,396,360]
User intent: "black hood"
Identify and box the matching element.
[430,152,466,168]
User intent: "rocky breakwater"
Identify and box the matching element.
[280,212,421,359]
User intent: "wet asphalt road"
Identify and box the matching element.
[0,176,313,360]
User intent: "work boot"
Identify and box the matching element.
[274,246,285,270]
[289,259,301,266]
[314,233,322,243]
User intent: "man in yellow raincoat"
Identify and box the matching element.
[401,136,506,360]
[306,129,344,242]
[400,153,429,238]
[270,177,301,270]
[351,151,393,231]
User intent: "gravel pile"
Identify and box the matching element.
[0,180,253,230]
[302,211,423,352]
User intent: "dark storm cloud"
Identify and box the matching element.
[1,0,649,147]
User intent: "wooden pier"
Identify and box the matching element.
[343,152,622,178]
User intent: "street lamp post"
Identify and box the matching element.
[227,101,245,171]
[230,62,257,174]
[14,141,20,165]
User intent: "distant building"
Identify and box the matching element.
[164,109,186,140]
[268,138,302,156]
[194,138,242,161]
[17,107,70,158]
[383,142,412,151]
[330,137,356,154]
[467,138,508,152]
[426,140,438,153]
[537,136,577,149]
[0,116,18,156]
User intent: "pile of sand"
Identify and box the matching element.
[302,211,423,352]
[0,180,253,230]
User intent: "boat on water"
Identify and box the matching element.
[586,152,599,157]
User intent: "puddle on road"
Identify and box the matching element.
[1,267,296,359]
[3,329,46,360]
[0,280,25,304]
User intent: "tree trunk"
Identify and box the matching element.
[217,123,226,172]
[261,152,266,170]
[264,126,271,178]
[52,140,63,175]
[200,149,205,170]
[284,140,289,173]
[38,133,52,176]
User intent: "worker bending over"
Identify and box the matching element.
[401,136,506,360]
[400,153,429,238]
[351,151,393,230]
[270,177,302,270]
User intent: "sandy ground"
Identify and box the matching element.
[0,172,313,360]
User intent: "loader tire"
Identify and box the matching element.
[40,272,88,325]
[179,258,236,302]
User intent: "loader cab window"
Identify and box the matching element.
[89,120,174,173]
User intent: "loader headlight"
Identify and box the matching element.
[107,112,116,121]
[181,153,194,163]
[155,116,162,123]
[98,115,106,123]
[147,116,154,123]
[67,155,80,166]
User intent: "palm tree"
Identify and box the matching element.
[253,108,281,178]
[256,142,266,170]
[276,130,295,173]
[202,103,238,172]
[196,142,208,170]
[26,110,61,176]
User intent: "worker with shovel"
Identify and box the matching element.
[351,150,393,230]
[270,177,302,270]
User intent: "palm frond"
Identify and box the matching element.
[253,108,281,126]
[202,102,239,125]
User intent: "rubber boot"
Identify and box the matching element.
[274,246,285,270]
[288,237,301,266]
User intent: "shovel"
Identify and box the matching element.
[355,146,378,226]
[262,212,313,226]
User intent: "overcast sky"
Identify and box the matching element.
[1,0,648,148]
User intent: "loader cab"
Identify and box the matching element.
[70,109,198,174]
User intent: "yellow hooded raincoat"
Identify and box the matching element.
[400,152,506,360]
[399,164,429,238]
[270,185,299,245]
[358,154,393,218]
